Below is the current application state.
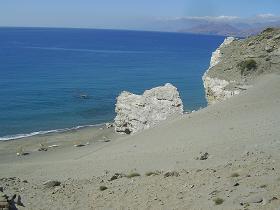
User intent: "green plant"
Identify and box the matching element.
[17,146,23,155]
[16,146,29,156]
[260,184,267,188]
[238,59,257,76]
[38,143,48,151]
[145,171,160,176]
[126,172,141,178]
[99,186,108,191]
[263,27,275,33]
[230,172,240,177]
[213,197,224,205]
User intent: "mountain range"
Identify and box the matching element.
[151,14,280,37]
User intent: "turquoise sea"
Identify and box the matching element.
[0,27,225,140]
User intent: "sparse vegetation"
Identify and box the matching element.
[17,146,23,155]
[263,27,275,33]
[260,184,267,188]
[213,197,224,205]
[16,146,29,156]
[243,203,250,209]
[238,59,257,76]
[145,171,160,176]
[38,143,48,151]
[73,141,85,147]
[99,186,108,191]
[230,172,240,177]
[126,172,141,178]
[164,171,180,178]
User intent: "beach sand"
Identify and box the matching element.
[0,73,280,209]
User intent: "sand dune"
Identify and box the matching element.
[0,73,280,209]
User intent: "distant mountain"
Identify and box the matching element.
[179,23,241,36]
[153,15,280,37]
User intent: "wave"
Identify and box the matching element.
[22,46,148,54]
[0,123,105,141]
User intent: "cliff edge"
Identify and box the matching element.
[203,28,280,105]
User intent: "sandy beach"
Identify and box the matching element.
[0,73,280,209]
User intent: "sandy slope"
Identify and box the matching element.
[0,73,280,210]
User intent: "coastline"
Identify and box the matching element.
[1,29,279,209]
[1,73,280,209]
[0,122,110,141]
[0,27,219,139]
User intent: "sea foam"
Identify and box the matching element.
[0,124,103,141]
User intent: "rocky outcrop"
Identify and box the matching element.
[114,83,183,134]
[203,28,280,105]
[209,37,236,68]
[203,76,241,105]
[203,37,240,105]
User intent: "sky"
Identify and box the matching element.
[0,0,280,29]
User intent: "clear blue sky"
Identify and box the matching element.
[0,0,279,28]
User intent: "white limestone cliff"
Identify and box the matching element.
[203,37,240,105]
[114,83,183,134]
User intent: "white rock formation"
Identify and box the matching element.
[114,83,183,134]
[203,77,241,105]
[203,37,240,105]
[209,37,236,68]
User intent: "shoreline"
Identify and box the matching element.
[1,108,198,142]
[0,122,112,141]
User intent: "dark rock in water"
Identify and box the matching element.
[80,94,90,99]
[43,180,61,188]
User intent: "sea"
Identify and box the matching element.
[0,27,225,140]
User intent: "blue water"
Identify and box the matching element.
[0,27,225,140]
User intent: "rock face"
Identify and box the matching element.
[114,83,183,134]
[203,37,241,105]
[203,28,280,105]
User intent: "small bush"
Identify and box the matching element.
[16,146,29,156]
[263,27,275,33]
[238,59,257,76]
[164,171,180,178]
[145,171,160,176]
[213,197,224,205]
[38,143,48,151]
[230,172,240,177]
[17,146,23,155]
[126,172,141,178]
[99,186,108,191]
